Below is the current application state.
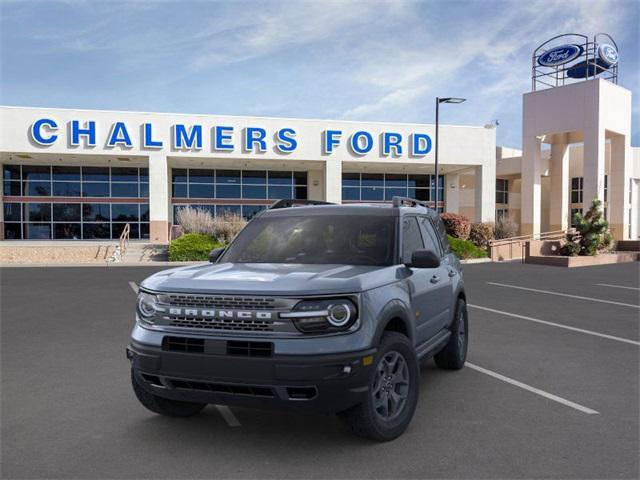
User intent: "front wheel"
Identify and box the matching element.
[338,332,419,442]
[131,370,207,417]
[434,298,468,370]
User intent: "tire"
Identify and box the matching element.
[131,370,207,417]
[434,298,468,370]
[338,332,419,442]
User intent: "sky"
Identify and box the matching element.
[1,0,638,148]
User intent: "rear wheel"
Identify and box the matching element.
[338,332,419,441]
[434,298,468,370]
[131,370,206,417]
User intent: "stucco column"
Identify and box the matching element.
[324,160,342,203]
[444,173,460,214]
[148,153,170,244]
[474,163,495,223]
[609,134,631,240]
[582,126,606,211]
[521,135,542,236]
[549,137,570,231]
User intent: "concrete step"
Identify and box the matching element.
[121,243,168,262]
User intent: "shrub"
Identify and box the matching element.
[169,233,224,262]
[448,235,488,259]
[176,207,247,244]
[560,199,613,256]
[494,217,519,239]
[176,207,216,236]
[440,213,471,240]
[469,222,495,249]
[212,212,248,244]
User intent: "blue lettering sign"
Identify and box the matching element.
[244,127,267,152]
[538,44,583,67]
[173,124,203,149]
[323,130,342,154]
[411,133,432,156]
[275,128,297,153]
[350,131,373,155]
[107,122,133,147]
[71,120,96,147]
[214,126,234,151]
[143,123,163,148]
[383,132,403,156]
[30,118,58,145]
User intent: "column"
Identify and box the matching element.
[445,173,460,214]
[521,135,542,236]
[609,134,631,240]
[474,163,495,223]
[549,136,570,231]
[582,126,606,212]
[148,153,170,244]
[324,159,342,204]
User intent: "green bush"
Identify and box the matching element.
[169,233,224,261]
[560,199,613,256]
[448,235,487,260]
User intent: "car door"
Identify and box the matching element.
[419,216,454,333]
[401,216,447,346]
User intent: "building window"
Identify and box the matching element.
[2,164,149,240]
[496,179,508,204]
[170,168,307,224]
[496,208,508,221]
[571,177,583,203]
[341,173,444,207]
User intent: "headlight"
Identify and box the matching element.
[281,298,358,333]
[137,291,159,322]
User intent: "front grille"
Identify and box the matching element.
[162,336,205,353]
[168,316,274,332]
[168,379,275,397]
[227,340,273,357]
[167,294,277,310]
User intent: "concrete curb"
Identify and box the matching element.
[460,258,492,264]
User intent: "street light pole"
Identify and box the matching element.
[434,97,466,212]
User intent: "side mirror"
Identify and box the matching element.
[407,249,440,269]
[209,247,225,263]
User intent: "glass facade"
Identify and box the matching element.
[171,168,307,223]
[3,165,149,240]
[342,173,444,205]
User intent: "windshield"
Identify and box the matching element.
[222,215,397,266]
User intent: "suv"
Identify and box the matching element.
[127,197,468,441]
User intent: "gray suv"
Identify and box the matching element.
[127,197,468,441]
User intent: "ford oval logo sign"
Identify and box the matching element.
[598,44,618,67]
[538,44,583,67]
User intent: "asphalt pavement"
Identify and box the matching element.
[1,261,638,479]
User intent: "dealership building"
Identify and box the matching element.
[0,34,638,245]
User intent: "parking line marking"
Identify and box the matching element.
[129,282,139,294]
[466,362,599,415]
[216,405,241,427]
[487,282,640,309]
[469,304,640,346]
[596,283,640,291]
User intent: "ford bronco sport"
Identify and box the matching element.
[127,197,468,441]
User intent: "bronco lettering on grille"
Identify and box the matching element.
[168,308,274,320]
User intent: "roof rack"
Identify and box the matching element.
[269,199,335,210]
[391,196,430,209]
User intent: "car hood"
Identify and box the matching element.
[141,262,400,295]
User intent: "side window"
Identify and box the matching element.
[402,217,424,263]
[433,216,451,254]
[419,217,442,257]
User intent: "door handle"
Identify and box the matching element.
[448,269,457,277]
[430,275,440,284]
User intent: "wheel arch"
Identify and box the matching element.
[372,300,414,346]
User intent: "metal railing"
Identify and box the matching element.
[119,223,131,257]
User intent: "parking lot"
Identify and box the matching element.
[1,261,638,479]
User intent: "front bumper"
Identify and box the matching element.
[128,339,376,414]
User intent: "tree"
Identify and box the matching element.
[560,199,613,256]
